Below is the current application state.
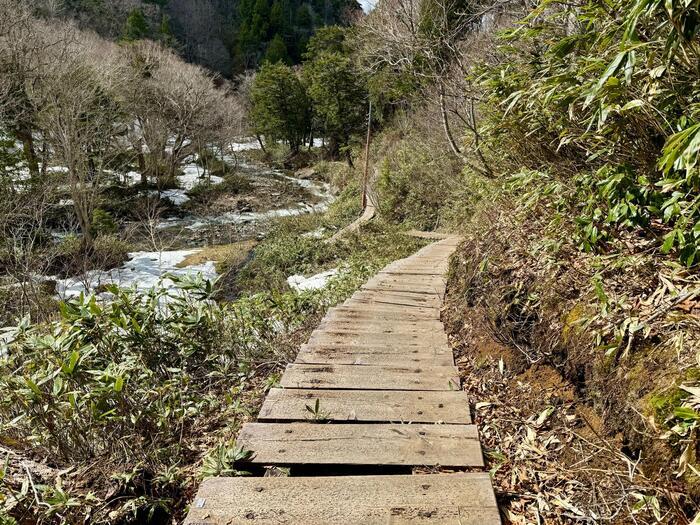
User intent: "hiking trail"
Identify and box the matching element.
[185,235,500,524]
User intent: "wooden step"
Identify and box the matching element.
[331,305,441,319]
[321,315,444,328]
[307,332,448,349]
[365,277,444,286]
[258,388,471,423]
[296,348,454,367]
[297,347,455,366]
[352,289,443,302]
[310,328,448,342]
[279,363,459,391]
[237,422,483,467]
[361,284,445,297]
[184,473,500,525]
[379,268,449,276]
[346,295,442,310]
[300,342,453,356]
[318,320,444,335]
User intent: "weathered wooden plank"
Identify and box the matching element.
[361,283,445,296]
[237,422,483,467]
[352,289,443,302]
[329,305,441,320]
[279,363,459,391]
[379,269,448,276]
[307,331,448,348]
[319,319,444,334]
[296,346,455,366]
[333,304,441,318]
[322,312,444,326]
[346,294,442,309]
[301,340,451,353]
[365,277,446,289]
[258,388,471,423]
[184,473,499,525]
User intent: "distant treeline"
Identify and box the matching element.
[33,0,362,76]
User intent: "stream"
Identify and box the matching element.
[54,140,336,299]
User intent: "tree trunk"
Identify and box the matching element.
[327,136,340,160]
[439,84,493,178]
[15,127,39,179]
[256,134,267,154]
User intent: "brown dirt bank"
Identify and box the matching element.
[442,207,699,524]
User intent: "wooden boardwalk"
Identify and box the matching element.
[185,236,500,524]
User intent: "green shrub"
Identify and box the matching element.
[377,141,465,230]
[478,0,700,265]
[91,208,118,235]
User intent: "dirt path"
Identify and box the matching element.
[184,236,500,524]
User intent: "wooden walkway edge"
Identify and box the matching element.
[184,235,501,524]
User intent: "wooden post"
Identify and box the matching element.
[362,100,372,209]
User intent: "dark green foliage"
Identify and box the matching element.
[122,8,149,41]
[52,0,361,76]
[303,30,367,160]
[91,208,118,235]
[233,0,361,73]
[250,62,310,152]
[264,33,291,64]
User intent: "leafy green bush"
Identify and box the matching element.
[91,208,118,235]
[479,0,700,265]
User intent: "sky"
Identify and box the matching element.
[359,0,375,13]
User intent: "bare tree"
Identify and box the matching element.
[120,41,239,188]
[0,1,54,179]
[35,25,126,249]
[354,0,521,175]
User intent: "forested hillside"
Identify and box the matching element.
[35,0,360,74]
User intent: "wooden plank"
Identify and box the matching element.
[279,363,459,391]
[361,283,445,296]
[329,306,441,320]
[300,341,452,355]
[352,289,442,302]
[258,388,471,423]
[347,294,442,309]
[319,320,444,334]
[379,269,448,276]
[296,347,455,366]
[331,305,441,319]
[310,327,448,341]
[307,332,448,348]
[322,312,444,325]
[237,422,483,467]
[184,473,499,525]
[365,277,445,288]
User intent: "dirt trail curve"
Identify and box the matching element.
[184,234,500,525]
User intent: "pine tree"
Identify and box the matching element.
[264,34,291,64]
[122,9,149,41]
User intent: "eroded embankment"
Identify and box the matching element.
[442,223,697,524]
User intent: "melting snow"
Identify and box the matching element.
[287,268,339,292]
[56,249,218,299]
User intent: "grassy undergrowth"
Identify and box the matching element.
[0,174,426,525]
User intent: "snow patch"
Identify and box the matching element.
[287,268,339,292]
[56,249,218,299]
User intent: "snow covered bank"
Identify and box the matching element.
[56,249,218,299]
